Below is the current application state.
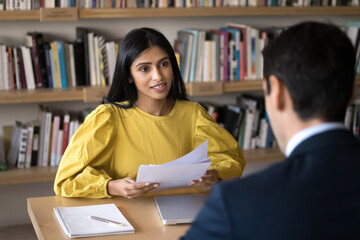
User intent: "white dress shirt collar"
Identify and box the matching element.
[285,122,346,157]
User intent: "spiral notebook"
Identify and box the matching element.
[54,203,135,238]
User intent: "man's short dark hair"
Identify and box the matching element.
[262,21,356,122]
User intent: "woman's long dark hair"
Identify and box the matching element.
[103,27,188,108]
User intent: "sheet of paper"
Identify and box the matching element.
[136,140,211,190]
[136,162,211,190]
[54,204,135,238]
[161,139,208,166]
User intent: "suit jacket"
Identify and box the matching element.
[180,129,360,240]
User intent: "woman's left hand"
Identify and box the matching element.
[188,169,219,190]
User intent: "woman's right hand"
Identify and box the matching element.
[107,177,159,199]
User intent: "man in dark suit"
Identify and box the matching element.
[180,21,360,240]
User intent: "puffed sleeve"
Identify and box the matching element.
[54,105,117,198]
[194,104,246,180]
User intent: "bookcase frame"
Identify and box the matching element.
[0,6,359,184]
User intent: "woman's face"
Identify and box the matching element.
[129,45,173,105]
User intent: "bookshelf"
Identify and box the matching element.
[0,147,283,185]
[0,75,359,104]
[0,7,358,183]
[0,7,360,21]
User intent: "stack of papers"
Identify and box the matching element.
[136,140,211,190]
[54,203,135,238]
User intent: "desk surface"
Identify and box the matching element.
[28,195,192,240]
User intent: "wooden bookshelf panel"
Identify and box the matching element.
[0,10,39,21]
[243,147,284,163]
[0,88,84,104]
[83,86,110,103]
[40,7,78,22]
[223,80,263,92]
[186,82,223,96]
[79,6,360,19]
[0,166,58,185]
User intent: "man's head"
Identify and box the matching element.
[262,21,356,151]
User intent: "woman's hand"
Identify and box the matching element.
[107,177,159,199]
[188,169,219,191]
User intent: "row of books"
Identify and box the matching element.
[345,99,360,138]
[0,29,118,91]
[175,22,360,84]
[4,106,91,169]
[201,95,276,150]
[0,0,76,10]
[75,0,360,7]
[0,0,358,10]
[175,24,279,83]
[347,22,360,74]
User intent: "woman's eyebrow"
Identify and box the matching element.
[135,56,169,67]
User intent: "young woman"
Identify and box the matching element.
[54,28,245,199]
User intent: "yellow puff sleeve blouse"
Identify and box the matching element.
[54,100,246,198]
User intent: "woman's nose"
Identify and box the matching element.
[152,68,162,81]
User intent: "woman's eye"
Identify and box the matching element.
[160,61,169,67]
[139,66,149,72]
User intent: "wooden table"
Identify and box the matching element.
[28,195,192,240]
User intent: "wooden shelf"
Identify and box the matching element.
[0,75,359,104]
[0,148,282,185]
[243,147,283,163]
[0,7,360,21]
[0,87,84,104]
[223,80,263,92]
[79,6,360,18]
[0,166,58,185]
[0,10,39,20]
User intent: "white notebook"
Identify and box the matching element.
[54,203,135,238]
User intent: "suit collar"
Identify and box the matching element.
[289,128,356,157]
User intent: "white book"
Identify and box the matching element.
[87,32,96,86]
[44,0,55,8]
[195,30,206,82]
[1,45,9,90]
[56,129,63,165]
[54,204,135,238]
[105,41,116,86]
[42,112,52,166]
[60,0,68,7]
[50,116,60,166]
[0,44,3,90]
[93,35,101,86]
[68,43,76,87]
[20,46,36,90]
[243,109,254,150]
[25,125,34,168]
[202,41,210,82]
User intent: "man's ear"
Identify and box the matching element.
[268,75,286,111]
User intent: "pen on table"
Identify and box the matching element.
[90,216,125,227]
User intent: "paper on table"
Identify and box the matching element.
[54,204,135,238]
[136,140,211,190]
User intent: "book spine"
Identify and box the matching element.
[43,43,53,88]
[61,114,70,155]
[16,47,27,89]
[57,41,68,88]
[42,112,52,166]
[50,115,60,166]
[25,126,34,168]
[30,34,44,88]
[50,42,61,88]
[17,127,28,168]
